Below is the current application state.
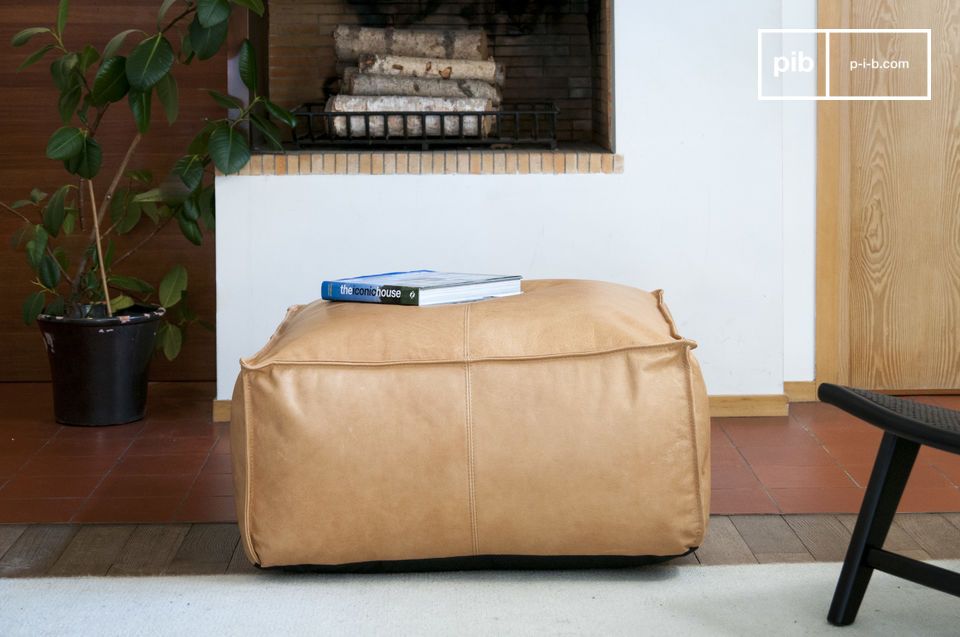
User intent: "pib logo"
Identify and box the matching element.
[773,50,814,78]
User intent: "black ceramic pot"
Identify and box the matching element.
[37,304,166,426]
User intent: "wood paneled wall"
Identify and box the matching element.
[0,1,224,381]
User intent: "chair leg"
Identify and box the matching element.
[827,432,919,626]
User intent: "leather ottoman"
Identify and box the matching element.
[231,279,710,569]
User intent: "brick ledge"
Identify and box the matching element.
[225,151,624,176]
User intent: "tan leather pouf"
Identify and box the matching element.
[231,279,710,569]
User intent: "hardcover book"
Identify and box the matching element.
[321,270,522,306]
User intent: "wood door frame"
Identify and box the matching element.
[815,0,847,386]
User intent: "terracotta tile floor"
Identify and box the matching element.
[1,382,959,523]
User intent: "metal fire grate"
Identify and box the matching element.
[288,102,559,150]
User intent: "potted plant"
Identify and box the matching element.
[3,0,295,425]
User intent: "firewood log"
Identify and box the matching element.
[343,73,501,103]
[359,54,506,87]
[324,95,494,137]
[333,25,488,63]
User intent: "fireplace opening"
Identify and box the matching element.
[256,0,614,153]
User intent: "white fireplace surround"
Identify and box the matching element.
[215,1,817,401]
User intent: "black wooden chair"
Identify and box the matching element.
[817,383,960,626]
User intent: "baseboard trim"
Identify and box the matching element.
[213,394,792,422]
[708,394,789,417]
[213,399,231,423]
[784,381,818,402]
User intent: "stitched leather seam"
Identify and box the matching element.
[464,304,479,555]
[241,341,696,370]
[241,373,263,566]
[680,346,706,543]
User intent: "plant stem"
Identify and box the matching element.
[86,180,113,317]
[71,133,142,297]
[161,6,196,34]
[113,215,173,267]
[0,201,32,225]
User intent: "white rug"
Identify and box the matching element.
[2,562,958,636]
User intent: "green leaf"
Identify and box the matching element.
[142,202,160,224]
[110,295,135,311]
[156,73,179,125]
[109,274,154,294]
[12,27,50,47]
[53,246,69,273]
[188,16,228,61]
[207,90,243,110]
[39,254,61,289]
[174,155,204,191]
[182,197,200,221]
[26,226,48,269]
[177,214,202,245]
[159,264,187,307]
[45,127,84,160]
[77,45,99,71]
[58,81,82,123]
[128,88,152,133]
[208,122,250,174]
[22,292,46,325]
[11,200,31,210]
[63,138,103,179]
[197,0,231,27]
[127,169,153,183]
[131,188,163,203]
[158,0,179,24]
[264,99,298,129]
[162,322,183,360]
[42,185,71,236]
[250,112,283,150]
[56,0,69,37]
[229,0,265,16]
[198,187,215,230]
[238,39,257,93]
[102,29,138,59]
[187,121,216,155]
[18,44,54,70]
[30,189,48,204]
[116,201,142,234]
[62,209,78,235]
[91,56,129,105]
[50,53,78,90]
[45,296,65,317]
[125,34,174,91]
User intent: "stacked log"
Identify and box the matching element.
[326,25,504,139]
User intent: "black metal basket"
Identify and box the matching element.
[288,102,559,150]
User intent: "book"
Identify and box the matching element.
[321,270,522,306]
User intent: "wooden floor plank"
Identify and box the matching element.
[835,514,932,560]
[0,525,27,560]
[48,525,136,576]
[942,513,960,532]
[784,515,851,562]
[896,514,960,559]
[730,515,813,563]
[0,525,77,577]
[227,540,260,574]
[165,524,239,575]
[695,516,757,565]
[107,524,190,576]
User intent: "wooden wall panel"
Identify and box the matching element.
[0,1,224,381]
[818,0,960,390]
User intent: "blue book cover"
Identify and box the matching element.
[321,270,522,306]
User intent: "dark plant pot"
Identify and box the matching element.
[37,304,166,426]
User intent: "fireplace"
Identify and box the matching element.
[256,0,614,152]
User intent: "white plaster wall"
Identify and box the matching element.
[215,0,817,400]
